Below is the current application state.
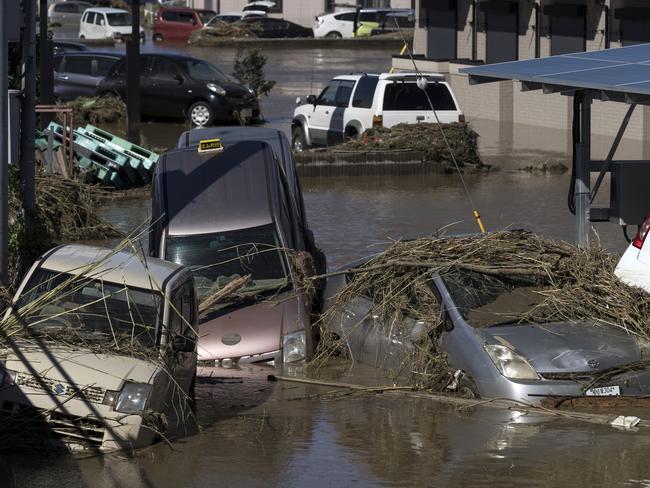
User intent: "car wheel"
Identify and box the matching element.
[188,101,213,127]
[292,126,307,152]
[153,33,164,42]
[326,31,342,38]
[345,126,359,141]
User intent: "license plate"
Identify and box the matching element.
[585,385,620,396]
[242,108,253,118]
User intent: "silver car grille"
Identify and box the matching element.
[15,372,105,404]
[0,401,106,449]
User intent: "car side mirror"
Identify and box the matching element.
[296,96,301,105]
[172,334,195,353]
[174,73,184,84]
[306,94,317,105]
[99,18,105,26]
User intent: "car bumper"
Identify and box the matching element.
[482,367,650,405]
[0,384,156,451]
[208,96,260,121]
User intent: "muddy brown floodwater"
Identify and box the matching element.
[6,43,650,487]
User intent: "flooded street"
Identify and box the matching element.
[7,41,650,487]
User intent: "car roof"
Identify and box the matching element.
[40,244,183,291]
[55,51,123,58]
[85,7,128,13]
[160,7,214,13]
[378,72,446,80]
[333,74,365,81]
[157,141,277,235]
[175,127,289,161]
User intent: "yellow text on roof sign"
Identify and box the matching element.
[198,138,224,153]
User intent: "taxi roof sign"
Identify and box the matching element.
[198,138,224,154]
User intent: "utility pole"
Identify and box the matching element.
[21,0,37,235]
[127,0,141,145]
[0,3,9,287]
[38,0,54,125]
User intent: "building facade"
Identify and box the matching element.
[191,0,413,28]
[399,0,650,152]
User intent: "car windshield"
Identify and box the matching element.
[165,223,289,307]
[186,59,230,82]
[441,270,548,327]
[106,12,131,26]
[199,11,216,23]
[13,269,162,349]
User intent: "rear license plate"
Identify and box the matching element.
[585,385,620,396]
[242,108,253,118]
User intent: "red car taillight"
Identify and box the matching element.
[633,214,650,249]
[372,115,383,127]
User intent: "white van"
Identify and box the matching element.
[292,72,464,150]
[79,7,145,42]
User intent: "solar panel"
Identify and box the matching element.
[460,43,650,99]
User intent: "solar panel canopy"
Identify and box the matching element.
[460,44,650,103]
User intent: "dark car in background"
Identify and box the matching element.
[98,53,259,126]
[53,40,90,55]
[54,51,122,100]
[237,17,313,38]
[153,7,216,42]
[48,1,92,26]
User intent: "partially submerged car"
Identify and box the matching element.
[324,244,650,404]
[150,132,323,366]
[0,245,197,451]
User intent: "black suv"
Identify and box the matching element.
[98,53,260,126]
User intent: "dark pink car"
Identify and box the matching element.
[153,7,216,43]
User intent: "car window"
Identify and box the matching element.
[53,56,64,71]
[76,3,89,13]
[95,57,117,76]
[185,59,229,82]
[54,3,77,13]
[112,57,149,77]
[336,12,356,21]
[95,13,104,25]
[383,82,457,111]
[63,56,93,75]
[86,11,95,23]
[359,11,377,22]
[179,12,197,24]
[352,75,379,108]
[106,12,130,26]
[317,82,339,106]
[150,58,183,82]
[335,80,355,108]
[161,11,179,22]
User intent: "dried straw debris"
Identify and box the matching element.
[312,231,649,391]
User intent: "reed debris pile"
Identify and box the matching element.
[57,95,126,126]
[314,231,649,390]
[189,22,259,44]
[336,123,482,167]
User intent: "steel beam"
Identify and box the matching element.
[21,0,37,234]
[127,0,141,144]
[575,91,592,248]
[0,4,8,286]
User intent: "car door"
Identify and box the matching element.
[309,81,339,146]
[55,55,97,100]
[329,80,355,144]
[143,57,187,117]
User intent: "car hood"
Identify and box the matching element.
[198,295,302,360]
[480,322,642,373]
[2,342,159,391]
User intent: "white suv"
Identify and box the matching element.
[291,72,464,150]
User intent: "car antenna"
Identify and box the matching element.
[392,17,487,235]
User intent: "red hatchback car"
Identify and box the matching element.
[153,7,216,42]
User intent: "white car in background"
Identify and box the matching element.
[313,8,412,38]
[206,11,266,24]
[615,215,650,292]
[79,7,145,42]
[291,72,464,150]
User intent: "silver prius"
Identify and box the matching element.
[323,262,650,404]
[0,244,198,451]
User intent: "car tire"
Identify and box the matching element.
[292,126,307,152]
[345,126,359,141]
[153,33,164,42]
[188,101,213,127]
[326,31,342,38]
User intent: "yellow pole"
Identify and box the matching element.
[388,43,409,73]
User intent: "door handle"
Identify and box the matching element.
[325,111,329,115]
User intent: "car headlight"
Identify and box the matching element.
[282,330,306,363]
[484,344,539,380]
[115,383,152,414]
[207,83,226,96]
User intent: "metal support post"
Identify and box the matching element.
[0,3,9,286]
[127,0,141,145]
[575,91,592,248]
[38,0,53,125]
[21,0,37,233]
